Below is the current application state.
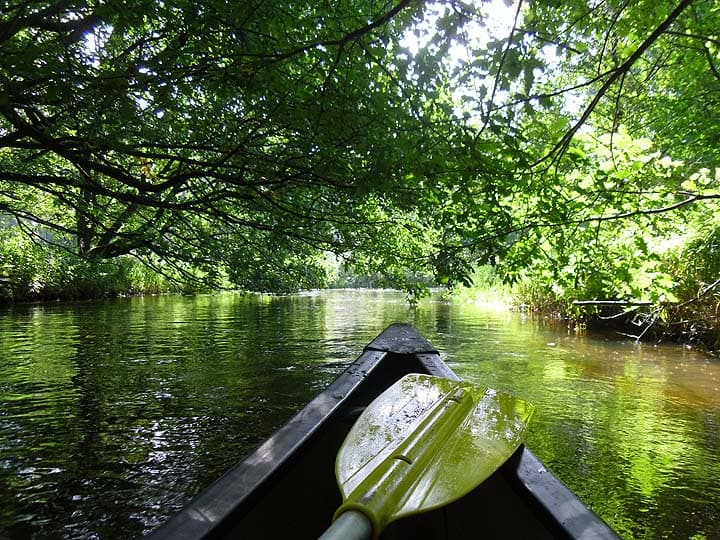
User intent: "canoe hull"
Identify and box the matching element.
[148,323,619,539]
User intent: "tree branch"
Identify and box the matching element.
[252,0,416,63]
[0,2,101,45]
[534,0,697,168]
[480,0,523,133]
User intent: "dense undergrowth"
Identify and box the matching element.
[0,231,176,302]
[453,257,720,355]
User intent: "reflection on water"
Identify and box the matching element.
[0,291,718,539]
[432,302,720,540]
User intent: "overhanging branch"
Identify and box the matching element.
[534,0,696,168]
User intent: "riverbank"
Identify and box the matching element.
[0,248,177,303]
[580,302,720,356]
[450,276,720,356]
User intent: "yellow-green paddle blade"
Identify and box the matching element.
[334,374,534,536]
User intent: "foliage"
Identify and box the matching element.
[1,0,720,331]
[441,0,720,324]
[441,265,512,306]
[661,216,720,349]
[0,0,452,293]
[0,222,172,301]
[670,219,720,301]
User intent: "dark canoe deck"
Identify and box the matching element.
[148,323,620,540]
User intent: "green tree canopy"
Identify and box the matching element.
[1,0,460,291]
[2,0,719,304]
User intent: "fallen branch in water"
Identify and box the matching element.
[572,300,654,306]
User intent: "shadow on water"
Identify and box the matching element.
[0,291,718,539]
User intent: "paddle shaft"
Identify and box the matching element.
[318,510,372,540]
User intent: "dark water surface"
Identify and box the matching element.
[0,290,718,539]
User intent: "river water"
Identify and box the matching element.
[0,290,718,539]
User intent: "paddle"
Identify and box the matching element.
[319,373,535,540]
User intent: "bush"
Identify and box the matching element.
[0,227,173,302]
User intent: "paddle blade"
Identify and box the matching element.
[334,374,534,533]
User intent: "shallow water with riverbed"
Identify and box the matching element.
[1,290,718,539]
